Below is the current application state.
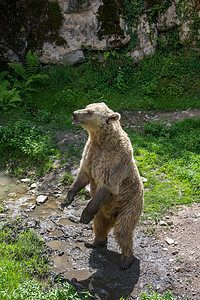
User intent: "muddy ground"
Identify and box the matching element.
[0,109,200,299]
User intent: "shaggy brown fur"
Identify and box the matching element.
[61,103,144,269]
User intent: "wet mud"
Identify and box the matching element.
[1,185,199,299]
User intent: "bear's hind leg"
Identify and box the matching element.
[114,220,136,270]
[85,211,114,248]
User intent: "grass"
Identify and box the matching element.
[138,287,184,300]
[127,117,200,219]
[0,218,92,299]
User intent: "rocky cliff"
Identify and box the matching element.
[0,0,199,65]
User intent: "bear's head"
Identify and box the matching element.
[72,103,121,131]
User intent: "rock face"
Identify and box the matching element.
[0,0,199,65]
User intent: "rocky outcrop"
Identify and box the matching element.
[0,0,199,65]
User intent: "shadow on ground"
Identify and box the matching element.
[79,248,140,299]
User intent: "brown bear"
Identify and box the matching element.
[61,103,144,269]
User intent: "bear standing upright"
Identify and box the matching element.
[61,103,144,269]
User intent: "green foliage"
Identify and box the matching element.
[0,219,92,299]
[122,0,145,33]
[177,0,200,47]
[8,50,49,99]
[0,81,21,111]
[61,173,75,186]
[24,49,199,115]
[0,219,49,279]
[128,117,200,219]
[0,120,56,173]
[9,50,39,79]
[10,280,93,300]
[139,286,183,299]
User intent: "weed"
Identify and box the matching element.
[0,218,91,299]
[142,226,156,237]
[8,50,49,100]
[0,81,21,111]
[139,286,184,299]
[61,173,74,186]
[0,119,57,175]
[0,219,50,278]
[127,117,200,219]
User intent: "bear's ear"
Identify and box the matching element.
[107,112,121,121]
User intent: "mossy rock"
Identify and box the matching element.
[97,0,125,40]
[146,0,166,8]
[0,0,66,62]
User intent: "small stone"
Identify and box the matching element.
[30,205,36,210]
[30,183,37,189]
[141,176,148,182]
[159,220,167,226]
[165,237,175,245]
[175,266,181,272]
[167,220,174,226]
[172,250,179,255]
[36,195,48,205]
[21,178,31,183]
[169,258,175,262]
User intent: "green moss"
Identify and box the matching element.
[146,0,165,7]
[0,0,66,63]
[26,0,66,48]
[97,0,125,40]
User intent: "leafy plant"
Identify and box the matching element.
[9,50,48,99]
[0,81,21,111]
[143,118,172,137]
[0,218,92,299]
[139,286,183,299]
[0,119,56,175]
[9,50,40,79]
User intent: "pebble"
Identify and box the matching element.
[159,220,167,226]
[141,177,148,182]
[172,250,179,255]
[165,237,175,245]
[167,220,174,226]
[36,195,48,205]
[30,183,37,189]
[21,178,31,183]
[30,205,36,210]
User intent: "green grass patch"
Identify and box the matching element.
[127,117,200,219]
[138,286,184,299]
[0,119,59,176]
[0,218,92,299]
[6,49,198,117]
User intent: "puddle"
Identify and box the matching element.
[47,240,68,251]
[58,217,78,226]
[0,170,25,198]
[28,199,64,219]
[52,254,73,272]
[63,269,92,281]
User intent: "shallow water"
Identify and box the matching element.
[0,170,26,199]
[0,170,16,197]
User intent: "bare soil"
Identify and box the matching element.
[0,109,200,299]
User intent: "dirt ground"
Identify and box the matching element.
[1,108,200,299]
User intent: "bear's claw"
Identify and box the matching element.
[120,256,134,270]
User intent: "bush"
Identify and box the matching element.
[0,120,55,168]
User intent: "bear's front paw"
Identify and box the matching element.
[80,209,93,224]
